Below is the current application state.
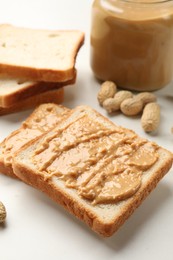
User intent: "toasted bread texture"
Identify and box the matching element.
[0,88,65,115]
[0,103,70,177]
[0,73,76,107]
[0,24,84,82]
[12,106,173,237]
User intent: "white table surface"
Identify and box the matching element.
[0,1,173,259]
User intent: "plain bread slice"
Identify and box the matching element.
[0,73,75,107]
[0,24,84,82]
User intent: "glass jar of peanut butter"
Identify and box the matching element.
[90,0,173,91]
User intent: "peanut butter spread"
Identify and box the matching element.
[91,0,173,91]
[31,114,159,205]
[2,104,67,166]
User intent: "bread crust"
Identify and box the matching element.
[0,73,76,107]
[0,88,65,115]
[0,64,76,83]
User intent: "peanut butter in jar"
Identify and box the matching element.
[90,0,173,91]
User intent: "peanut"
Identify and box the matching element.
[97,81,117,106]
[141,102,160,132]
[120,97,143,116]
[0,201,6,223]
[113,90,133,110]
[103,98,119,113]
[135,92,157,106]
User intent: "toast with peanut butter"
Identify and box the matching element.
[12,105,173,237]
[0,103,70,178]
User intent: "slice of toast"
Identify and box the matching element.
[0,103,70,177]
[12,106,173,237]
[0,24,84,82]
[0,87,65,115]
[0,73,75,107]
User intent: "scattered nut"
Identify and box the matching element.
[103,98,119,113]
[120,97,143,116]
[97,81,117,106]
[113,90,133,110]
[141,102,160,132]
[135,92,157,106]
[0,201,6,223]
[97,82,161,134]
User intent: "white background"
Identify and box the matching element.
[0,0,173,259]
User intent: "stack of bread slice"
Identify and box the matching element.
[0,24,84,115]
[0,104,172,236]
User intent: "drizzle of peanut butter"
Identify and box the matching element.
[32,114,159,205]
[2,104,68,166]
